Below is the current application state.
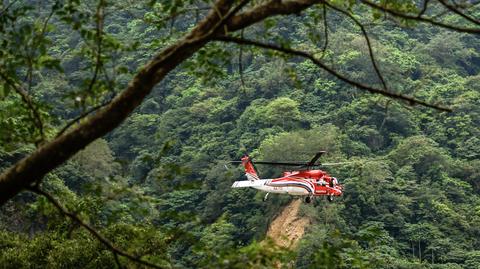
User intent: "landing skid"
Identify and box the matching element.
[263,193,270,202]
[302,195,335,204]
[304,196,313,203]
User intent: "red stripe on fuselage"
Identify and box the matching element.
[268,177,315,193]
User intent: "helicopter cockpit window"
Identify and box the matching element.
[317,179,327,186]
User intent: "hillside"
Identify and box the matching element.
[1,1,480,268]
[267,199,310,249]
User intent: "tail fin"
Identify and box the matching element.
[241,155,259,181]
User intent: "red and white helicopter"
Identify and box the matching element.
[231,151,343,203]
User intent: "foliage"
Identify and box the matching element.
[1,0,480,268]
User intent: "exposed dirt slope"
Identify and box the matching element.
[266,199,310,249]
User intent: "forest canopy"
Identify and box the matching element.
[1,0,480,268]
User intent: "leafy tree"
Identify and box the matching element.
[1,0,480,268]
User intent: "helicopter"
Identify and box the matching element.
[231,151,344,203]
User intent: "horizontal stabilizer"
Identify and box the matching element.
[232,180,266,188]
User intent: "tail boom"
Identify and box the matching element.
[231,179,311,195]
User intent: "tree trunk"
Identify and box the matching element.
[0,0,324,206]
[0,0,232,205]
[418,241,421,262]
[412,241,414,259]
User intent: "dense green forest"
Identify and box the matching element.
[1,0,479,268]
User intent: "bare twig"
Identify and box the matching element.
[326,2,388,91]
[0,70,45,143]
[68,0,107,125]
[40,6,56,36]
[148,0,251,77]
[57,0,248,137]
[418,0,430,18]
[2,4,58,144]
[0,0,333,206]
[113,252,123,269]
[438,0,480,26]
[27,186,165,269]
[101,64,115,93]
[170,15,176,35]
[360,0,480,34]
[0,0,19,16]
[379,99,391,130]
[24,5,55,97]
[56,100,112,137]
[147,7,211,26]
[215,36,451,111]
[428,0,480,21]
[320,3,328,58]
[239,28,246,90]
[86,0,105,96]
[211,0,251,36]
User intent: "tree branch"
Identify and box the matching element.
[239,28,246,89]
[0,0,244,205]
[226,0,324,32]
[85,0,105,97]
[0,0,19,16]
[55,99,113,138]
[113,252,123,269]
[0,69,45,143]
[325,2,388,91]
[214,35,451,112]
[58,1,116,140]
[1,0,461,208]
[360,0,480,34]
[418,0,430,18]
[27,186,163,269]
[320,3,328,58]
[438,0,480,26]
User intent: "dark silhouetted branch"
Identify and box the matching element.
[56,100,112,137]
[320,3,328,58]
[418,0,430,17]
[0,0,19,16]
[86,0,105,96]
[438,0,480,26]
[57,0,109,138]
[239,29,246,89]
[0,0,246,205]
[0,70,45,143]
[360,0,480,34]
[27,186,164,269]
[215,36,451,112]
[326,2,388,91]
[113,252,123,269]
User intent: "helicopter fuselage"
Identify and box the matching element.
[231,155,343,202]
[232,169,342,197]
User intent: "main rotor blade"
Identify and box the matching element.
[307,151,326,167]
[252,161,307,166]
[230,160,305,166]
[231,158,374,167]
[321,161,359,166]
